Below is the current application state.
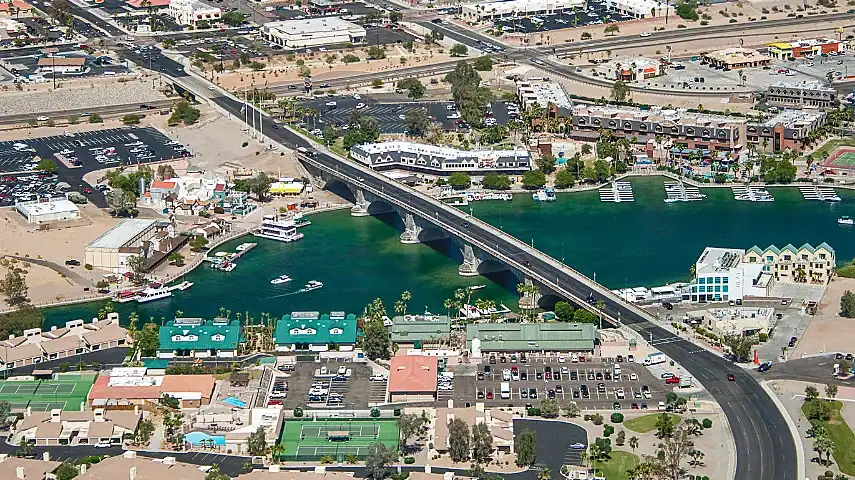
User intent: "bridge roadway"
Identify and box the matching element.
[196,85,795,479]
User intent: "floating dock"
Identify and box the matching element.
[799,185,841,202]
[663,181,705,203]
[599,181,634,203]
[731,185,774,202]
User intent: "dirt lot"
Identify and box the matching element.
[791,277,855,357]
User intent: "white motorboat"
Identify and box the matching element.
[136,285,172,303]
[303,280,324,291]
[253,215,305,242]
[468,285,486,291]
[271,275,292,285]
[663,198,681,203]
[175,281,193,291]
[839,216,854,225]
[825,195,842,202]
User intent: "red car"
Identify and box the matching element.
[486,391,493,400]
[267,400,283,406]
[665,376,680,385]
[82,187,93,194]
[545,371,552,380]
[727,373,735,381]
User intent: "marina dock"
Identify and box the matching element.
[731,185,774,202]
[204,242,257,271]
[663,181,705,203]
[799,185,841,202]
[599,181,634,203]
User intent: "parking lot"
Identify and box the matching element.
[0,173,62,207]
[0,50,129,81]
[494,0,634,34]
[457,355,670,411]
[275,361,378,409]
[301,98,517,133]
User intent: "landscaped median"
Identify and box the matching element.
[624,413,681,434]
[801,386,855,476]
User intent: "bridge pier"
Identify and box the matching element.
[458,244,482,277]
[350,188,370,217]
[400,213,423,244]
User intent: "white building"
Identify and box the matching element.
[516,80,573,111]
[84,219,158,274]
[462,0,584,21]
[350,141,531,175]
[686,307,774,337]
[16,196,80,224]
[37,57,86,74]
[603,0,664,18]
[167,0,221,26]
[262,18,366,48]
[687,247,769,303]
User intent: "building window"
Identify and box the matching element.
[820,253,826,260]
[723,286,728,293]
[714,277,721,284]
[698,278,705,284]
[722,277,728,283]
[706,277,713,284]
[783,255,791,261]
[714,286,720,293]
[766,256,773,262]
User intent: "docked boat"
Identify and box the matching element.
[253,215,305,243]
[293,212,311,228]
[218,261,237,272]
[303,280,323,291]
[839,216,854,225]
[468,285,486,291]
[235,242,257,251]
[545,187,556,201]
[532,189,555,202]
[271,275,292,285]
[115,291,138,303]
[663,198,682,204]
[175,281,193,291]
[136,285,172,303]
[825,195,842,202]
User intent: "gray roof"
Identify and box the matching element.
[466,322,598,351]
[88,219,156,250]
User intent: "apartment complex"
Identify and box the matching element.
[745,109,827,153]
[765,81,837,109]
[274,311,358,352]
[767,38,842,60]
[743,243,835,284]
[13,408,141,447]
[157,318,244,359]
[350,141,531,175]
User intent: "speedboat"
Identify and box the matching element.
[303,280,323,291]
[839,216,854,225]
[271,275,292,285]
[825,195,842,202]
[532,190,548,202]
[468,285,486,291]
[175,280,193,291]
[663,198,682,203]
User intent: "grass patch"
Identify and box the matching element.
[837,259,855,278]
[623,413,681,434]
[813,138,855,159]
[801,400,855,475]
[593,451,640,480]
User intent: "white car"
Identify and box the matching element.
[558,356,566,363]
[569,442,586,450]
[319,47,328,52]
[369,374,387,381]
[36,116,49,121]
[310,129,323,136]
[337,366,347,375]
[356,103,366,109]
[398,114,406,120]
[353,94,361,100]
[94,440,112,448]
[639,32,651,37]
[630,373,639,381]
[616,388,625,399]
[208,85,215,90]
[447,113,461,119]
[438,384,453,390]
[325,101,337,107]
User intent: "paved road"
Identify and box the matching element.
[766,355,855,386]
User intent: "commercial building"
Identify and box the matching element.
[262,18,366,49]
[746,109,827,153]
[686,307,774,337]
[744,243,835,284]
[433,405,514,455]
[85,219,157,274]
[602,0,663,18]
[688,247,768,303]
[768,38,841,60]
[388,355,438,403]
[273,311,358,352]
[516,79,573,112]
[157,318,243,359]
[37,56,86,74]
[593,57,664,81]
[570,105,745,152]
[15,196,80,223]
[461,0,584,21]
[13,408,141,447]
[388,314,451,349]
[466,322,598,354]
[78,451,207,480]
[702,48,771,70]
[87,368,216,408]
[144,174,228,215]
[350,141,531,175]
[765,82,837,109]
[166,0,221,26]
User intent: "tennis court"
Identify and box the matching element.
[824,146,855,170]
[279,418,399,461]
[0,374,96,412]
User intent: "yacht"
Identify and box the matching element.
[218,261,237,272]
[839,216,854,225]
[303,280,324,291]
[271,275,292,285]
[136,285,172,303]
[253,215,305,242]
[115,291,138,303]
[545,187,557,201]
[532,190,548,202]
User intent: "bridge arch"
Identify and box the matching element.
[367,200,396,216]
[323,179,356,203]
[477,259,510,276]
[537,293,563,311]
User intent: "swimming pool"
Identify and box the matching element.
[223,397,246,408]
[184,431,226,446]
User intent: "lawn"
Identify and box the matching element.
[813,138,855,159]
[802,400,855,475]
[594,451,640,480]
[623,413,681,434]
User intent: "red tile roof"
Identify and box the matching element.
[388,356,438,393]
[88,374,215,401]
[0,0,34,12]
[214,183,226,192]
[150,181,176,189]
[127,0,170,7]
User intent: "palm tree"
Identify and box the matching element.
[444,298,455,319]
[628,436,639,455]
[271,443,286,463]
[345,454,359,464]
[400,291,412,316]
[814,433,834,465]
[394,300,405,317]
[595,299,606,328]
[537,467,552,480]
[167,252,185,266]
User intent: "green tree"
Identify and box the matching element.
[396,78,426,100]
[536,154,556,174]
[167,252,185,266]
[515,429,536,466]
[541,398,560,418]
[246,426,267,456]
[88,113,104,123]
[168,101,201,126]
[206,466,231,480]
[365,442,397,479]
[122,114,141,125]
[841,290,855,318]
[54,462,78,480]
[522,170,547,189]
[404,108,430,136]
[157,164,176,180]
[448,417,471,462]
[604,24,620,35]
[0,400,11,427]
[573,309,598,324]
[190,236,209,252]
[611,80,631,102]
[37,158,58,173]
[450,44,469,57]
[248,171,273,202]
[554,301,574,321]
[105,189,138,217]
[367,46,386,60]
[0,270,28,308]
[221,10,245,27]
[554,169,576,189]
[398,413,425,450]
[135,418,155,445]
[593,159,611,181]
[723,334,754,362]
[134,323,160,357]
[565,401,581,417]
[473,56,494,71]
[656,412,675,438]
[814,433,835,466]
[482,173,511,190]
[675,0,700,20]
[448,172,472,190]
[805,385,820,401]
[471,421,493,463]
[826,383,839,399]
[389,10,402,22]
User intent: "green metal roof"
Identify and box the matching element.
[466,322,598,352]
[158,318,243,351]
[748,243,836,259]
[389,316,451,343]
[274,312,358,346]
[143,359,169,369]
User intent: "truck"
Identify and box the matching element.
[500,382,511,399]
[643,352,666,366]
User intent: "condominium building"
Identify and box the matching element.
[273,311,358,352]
[743,243,835,284]
[157,318,243,359]
[765,82,837,109]
[745,109,827,153]
[262,18,366,48]
[350,141,531,175]
[461,0,584,21]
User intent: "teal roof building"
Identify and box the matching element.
[274,311,358,352]
[157,318,244,359]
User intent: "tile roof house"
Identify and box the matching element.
[78,451,207,480]
[13,408,141,447]
[157,318,243,358]
[433,405,515,455]
[0,454,60,480]
[274,312,358,352]
[388,356,438,403]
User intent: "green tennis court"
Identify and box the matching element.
[0,374,96,412]
[279,418,399,461]
[825,147,855,169]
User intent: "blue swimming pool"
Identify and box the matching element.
[223,397,246,408]
[184,431,226,446]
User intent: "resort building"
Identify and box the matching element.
[166,0,221,26]
[433,405,515,456]
[388,355,438,403]
[78,451,207,480]
[157,318,243,359]
[13,408,141,447]
[262,18,366,48]
[767,38,841,60]
[388,314,451,349]
[743,243,836,284]
[602,0,663,18]
[765,82,837,109]
[745,109,827,153]
[516,79,573,112]
[466,322,598,354]
[593,57,664,82]
[87,368,216,408]
[37,56,86,74]
[15,196,80,224]
[350,141,531,176]
[701,48,771,70]
[685,307,774,337]
[273,312,358,352]
[144,173,229,215]
[461,0,584,21]
[569,105,745,152]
